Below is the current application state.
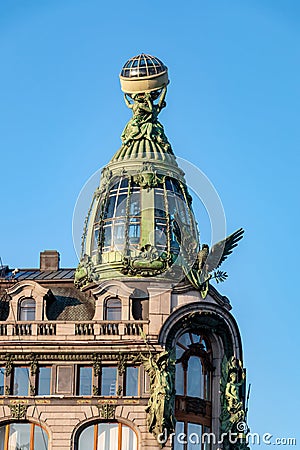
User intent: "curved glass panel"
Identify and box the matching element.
[78,425,94,449]
[34,425,48,450]
[96,178,141,253]
[121,54,166,78]
[0,423,48,450]
[78,423,137,450]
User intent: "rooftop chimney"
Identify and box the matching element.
[40,250,60,271]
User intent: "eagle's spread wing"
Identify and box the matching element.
[205,228,244,272]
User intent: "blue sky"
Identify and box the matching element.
[1,0,299,446]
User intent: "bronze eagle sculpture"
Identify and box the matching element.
[173,215,244,297]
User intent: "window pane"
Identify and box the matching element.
[187,423,202,450]
[101,367,117,395]
[38,367,51,396]
[173,421,184,450]
[125,367,138,396]
[106,299,121,321]
[8,423,30,450]
[34,425,49,450]
[0,426,5,450]
[187,357,203,398]
[0,367,5,395]
[78,367,92,396]
[78,425,94,450]
[105,195,116,219]
[19,298,35,321]
[122,426,137,450]
[203,426,212,450]
[103,225,112,248]
[115,194,127,216]
[129,193,140,216]
[175,363,184,396]
[98,423,118,450]
[13,367,29,396]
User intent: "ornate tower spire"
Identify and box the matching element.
[75,54,200,288]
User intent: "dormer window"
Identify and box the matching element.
[105,298,121,321]
[19,298,36,321]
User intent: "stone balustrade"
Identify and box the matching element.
[0,320,148,340]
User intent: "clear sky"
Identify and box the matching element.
[1,0,299,446]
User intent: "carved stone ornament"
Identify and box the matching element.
[121,244,168,277]
[30,353,38,376]
[117,353,127,376]
[133,171,164,189]
[98,403,116,420]
[74,254,98,289]
[9,403,28,420]
[92,353,101,377]
[5,353,13,376]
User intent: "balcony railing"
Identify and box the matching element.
[0,320,148,340]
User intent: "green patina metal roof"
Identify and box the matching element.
[75,56,200,289]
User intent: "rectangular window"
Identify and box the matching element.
[187,423,202,450]
[125,367,138,396]
[173,421,184,450]
[101,367,117,396]
[37,367,51,396]
[12,367,30,396]
[78,366,92,396]
[0,367,5,396]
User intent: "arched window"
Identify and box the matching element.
[175,332,212,400]
[174,331,212,447]
[19,298,36,321]
[0,422,48,450]
[105,298,121,321]
[77,422,137,450]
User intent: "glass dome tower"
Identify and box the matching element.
[75,54,199,288]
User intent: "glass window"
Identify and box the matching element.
[37,367,51,396]
[187,423,202,450]
[13,367,30,396]
[175,363,184,396]
[173,421,184,450]
[34,425,48,450]
[0,423,48,450]
[125,367,138,396]
[175,332,211,401]
[78,425,94,450]
[105,298,121,321]
[8,423,30,450]
[19,298,35,321]
[0,426,5,450]
[101,367,117,396]
[0,367,5,395]
[78,366,92,396]
[187,357,203,398]
[102,178,141,253]
[98,423,118,450]
[78,423,137,450]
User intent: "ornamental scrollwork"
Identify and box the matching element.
[9,403,28,420]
